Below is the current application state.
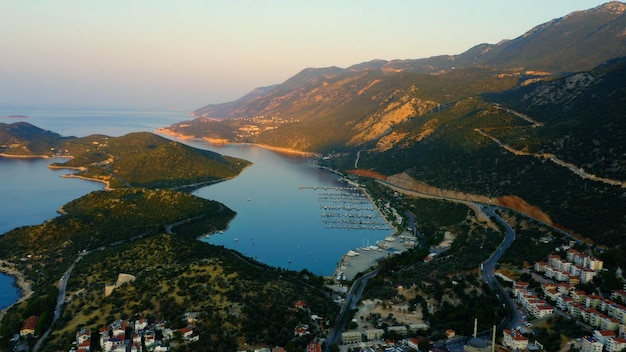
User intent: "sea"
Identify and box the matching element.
[0,106,394,310]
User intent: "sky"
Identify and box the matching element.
[0,1,612,110]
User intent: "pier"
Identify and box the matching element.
[299,185,359,191]
[302,185,392,231]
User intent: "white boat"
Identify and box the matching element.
[233,238,239,242]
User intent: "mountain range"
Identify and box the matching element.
[161,2,626,247]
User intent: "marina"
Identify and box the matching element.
[300,183,414,280]
[301,185,394,231]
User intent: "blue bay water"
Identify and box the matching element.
[0,106,393,310]
[0,274,19,310]
[186,143,393,275]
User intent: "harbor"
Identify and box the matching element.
[333,234,417,281]
[311,186,394,231]
[301,183,416,281]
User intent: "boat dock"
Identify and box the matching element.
[299,185,359,191]
[301,185,393,231]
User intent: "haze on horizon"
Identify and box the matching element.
[0,1,611,111]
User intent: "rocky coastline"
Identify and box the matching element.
[0,261,33,322]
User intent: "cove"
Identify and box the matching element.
[182,142,394,276]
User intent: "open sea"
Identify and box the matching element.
[0,106,394,310]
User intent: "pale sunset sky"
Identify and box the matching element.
[0,1,612,110]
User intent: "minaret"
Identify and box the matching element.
[491,325,496,352]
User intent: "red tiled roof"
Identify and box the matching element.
[21,316,39,331]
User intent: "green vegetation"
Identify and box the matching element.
[0,188,337,351]
[0,188,233,290]
[360,187,506,335]
[52,132,250,189]
[498,213,569,269]
[169,47,626,252]
[0,122,71,156]
[0,125,251,190]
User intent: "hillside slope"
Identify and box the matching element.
[162,2,626,247]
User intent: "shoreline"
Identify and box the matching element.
[59,173,113,191]
[0,153,53,159]
[156,128,321,158]
[0,261,33,322]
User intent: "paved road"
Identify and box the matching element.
[325,269,379,351]
[33,252,85,352]
[480,206,522,330]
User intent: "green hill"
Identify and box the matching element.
[0,122,71,157]
[0,188,336,350]
[162,3,626,247]
[53,132,251,189]
[0,124,251,190]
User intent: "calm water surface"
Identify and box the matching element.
[186,142,393,275]
[0,107,393,309]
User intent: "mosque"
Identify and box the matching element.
[463,319,496,352]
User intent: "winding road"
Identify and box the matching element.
[480,206,522,330]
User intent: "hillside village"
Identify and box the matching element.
[510,247,626,352]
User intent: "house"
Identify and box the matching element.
[307,342,322,352]
[20,315,39,337]
[179,327,194,340]
[409,336,428,350]
[586,294,603,309]
[544,288,561,301]
[557,296,574,310]
[532,304,554,318]
[134,318,148,331]
[387,325,408,336]
[512,281,529,296]
[534,261,548,273]
[294,323,310,337]
[445,329,456,339]
[600,315,620,331]
[76,328,92,345]
[294,300,307,309]
[502,329,529,351]
[409,322,429,333]
[606,336,626,352]
[581,336,603,352]
[557,283,573,295]
[611,290,626,303]
[580,269,596,284]
[572,290,588,303]
[183,312,200,324]
[341,331,362,344]
[365,328,384,341]
[593,330,616,344]
[77,339,91,351]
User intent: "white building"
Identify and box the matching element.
[502,329,529,351]
[606,337,626,352]
[581,336,604,352]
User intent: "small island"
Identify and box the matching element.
[0,122,251,190]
